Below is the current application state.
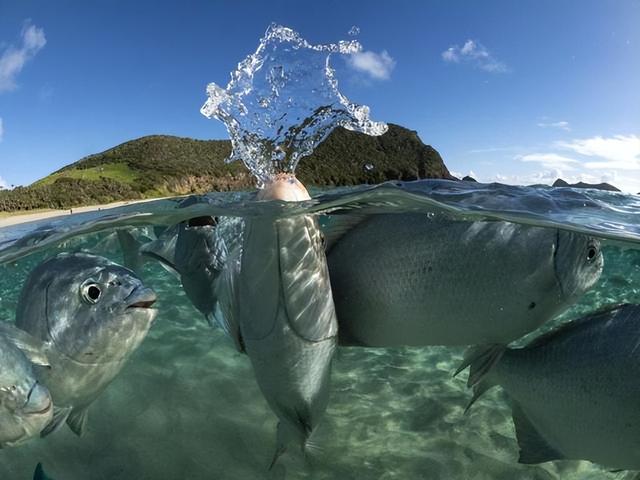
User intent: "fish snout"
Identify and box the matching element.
[125,286,157,309]
[257,174,311,202]
[22,382,52,416]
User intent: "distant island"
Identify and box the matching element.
[0,124,627,213]
[551,178,621,192]
[0,124,454,211]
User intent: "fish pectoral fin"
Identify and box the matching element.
[40,407,72,438]
[0,323,49,367]
[511,400,564,464]
[455,344,506,387]
[204,311,217,329]
[456,344,505,413]
[66,407,89,437]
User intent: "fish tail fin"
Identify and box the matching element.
[455,344,506,413]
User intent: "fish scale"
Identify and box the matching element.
[327,212,603,347]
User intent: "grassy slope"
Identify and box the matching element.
[33,163,138,187]
[0,124,453,211]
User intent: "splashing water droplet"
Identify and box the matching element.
[348,26,360,36]
[200,23,387,185]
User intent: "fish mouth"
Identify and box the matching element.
[27,397,52,416]
[125,287,157,309]
[23,383,52,416]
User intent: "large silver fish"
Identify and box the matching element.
[0,323,52,447]
[326,213,603,347]
[462,303,640,470]
[15,252,158,436]
[219,175,338,466]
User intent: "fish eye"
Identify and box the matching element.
[81,283,102,304]
[586,244,598,262]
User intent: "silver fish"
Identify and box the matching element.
[0,323,52,447]
[462,303,640,470]
[219,176,338,466]
[15,252,158,436]
[140,202,227,327]
[326,213,603,347]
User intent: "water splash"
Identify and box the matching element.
[348,26,360,36]
[200,23,387,185]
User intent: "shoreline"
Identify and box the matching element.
[0,197,173,229]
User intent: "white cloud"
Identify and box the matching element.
[519,153,580,170]
[441,39,509,73]
[556,134,640,170]
[0,21,46,93]
[537,121,571,131]
[0,117,3,142]
[347,50,396,80]
[0,175,8,189]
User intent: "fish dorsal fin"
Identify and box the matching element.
[40,406,72,438]
[321,212,369,252]
[66,407,89,436]
[139,226,180,278]
[526,303,630,349]
[0,323,49,367]
[511,400,564,464]
[115,229,144,273]
[33,463,56,480]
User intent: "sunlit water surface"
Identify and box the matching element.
[0,180,639,480]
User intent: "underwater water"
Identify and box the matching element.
[0,180,639,480]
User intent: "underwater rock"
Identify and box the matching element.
[15,252,158,437]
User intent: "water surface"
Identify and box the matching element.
[0,180,639,480]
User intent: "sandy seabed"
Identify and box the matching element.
[0,243,638,480]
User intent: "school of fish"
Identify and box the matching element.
[5,176,640,477]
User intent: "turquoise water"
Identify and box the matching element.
[0,180,639,479]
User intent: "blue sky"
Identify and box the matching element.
[0,0,639,191]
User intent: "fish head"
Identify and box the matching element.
[0,337,52,446]
[257,174,311,202]
[18,253,158,365]
[555,231,604,301]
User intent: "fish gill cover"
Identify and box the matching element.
[200,23,388,185]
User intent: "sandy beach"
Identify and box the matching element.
[0,197,173,229]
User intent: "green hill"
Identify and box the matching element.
[0,124,453,211]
